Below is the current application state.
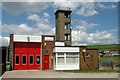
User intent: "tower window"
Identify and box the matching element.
[65,35,67,40]
[68,35,70,40]
[65,34,70,40]
[64,24,70,29]
[64,13,70,18]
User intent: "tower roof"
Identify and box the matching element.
[55,7,72,15]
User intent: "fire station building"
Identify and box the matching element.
[9,8,99,70]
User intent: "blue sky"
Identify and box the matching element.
[0,1,119,46]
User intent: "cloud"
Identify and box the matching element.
[2,2,50,15]
[2,12,54,36]
[52,2,117,17]
[2,23,54,35]
[97,2,117,9]
[2,0,119,2]
[43,12,50,18]
[52,2,81,11]
[27,12,50,23]
[3,2,117,17]
[76,2,98,17]
[27,14,40,22]
[0,36,10,46]
[2,24,33,34]
[72,20,117,45]
[75,20,99,32]
[52,2,98,17]
[72,30,118,46]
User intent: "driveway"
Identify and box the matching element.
[1,70,119,78]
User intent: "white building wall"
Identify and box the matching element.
[53,47,79,52]
[13,34,42,42]
[55,64,79,70]
[55,42,64,46]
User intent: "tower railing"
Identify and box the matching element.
[57,7,71,11]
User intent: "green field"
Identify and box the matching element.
[87,44,119,51]
[99,56,120,64]
[87,44,120,64]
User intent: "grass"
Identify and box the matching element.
[62,70,120,73]
[99,56,120,64]
[87,44,119,51]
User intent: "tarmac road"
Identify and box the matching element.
[1,70,119,78]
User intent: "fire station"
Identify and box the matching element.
[9,8,99,70]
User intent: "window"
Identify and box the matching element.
[64,13,70,18]
[16,56,19,64]
[86,54,90,58]
[57,53,64,63]
[65,35,67,40]
[68,35,70,40]
[66,53,79,63]
[65,34,71,41]
[66,57,78,63]
[65,24,70,29]
[57,53,79,64]
[30,56,33,64]
[66,53,78,57]
[22,55,26,64]
[58,53,64,56]
[36,56,40,64]
[57,57,64,63]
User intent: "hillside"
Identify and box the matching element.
[87,44,119,51]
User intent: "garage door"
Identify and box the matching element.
[14,42,41,70]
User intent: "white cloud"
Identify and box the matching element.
[3,2,117,17]
[0,36,10,46]
[52,2,98,17]
[27,12,50,23]
[76,2,98,17]
[2,2,50,15]
[75,20,99,32]
[43,12,50,18]
[72,20,118,46]
[2,24,33,34]
[27,14,40,22]
[52,2,81,11]
[72,30,118,46]
[2,23,55,35]
[2,12,54,36]
[1,22,55,47]
[97,2,117,9]
[72,20,118,45]
[2,0,119,2]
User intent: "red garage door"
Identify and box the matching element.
[14,42,41,70]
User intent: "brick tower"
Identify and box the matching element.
[55,8,72,46]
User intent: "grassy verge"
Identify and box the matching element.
[87,44,119,51]
[61,70,120,73]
